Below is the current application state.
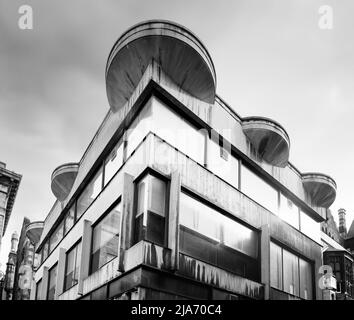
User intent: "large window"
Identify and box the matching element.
[270,242,313,299]
[127,97,206,165]
[135,174,167,246]
[179,192,259,281]
[104,138,124,186]
[241,165,278,214]
[64,241,82,291]
[76,166,103,220]
[90,202,121,274]
[47,264,57,300]
[49,222,64,253]
[35,279,42,300]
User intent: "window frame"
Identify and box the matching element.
[46,263,58,300]
[63,239,82,292]
[270,240,314,300]
[133,169,170,246]
[89,197,122,275]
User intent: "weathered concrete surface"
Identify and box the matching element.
[51,163,79,201]
[242,117,290,167]
[178,254,264,300]
[106,20,216,112]
[302,172,337,208]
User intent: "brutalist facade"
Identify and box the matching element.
[32,20,336,300]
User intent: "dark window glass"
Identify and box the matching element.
[179,192,259,281]
[47,264,57,300]
[76,167,103,220]
[64,242,82,291]
[90,202,121,274]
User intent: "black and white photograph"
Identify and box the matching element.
[0,0,353,310]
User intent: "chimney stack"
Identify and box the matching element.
[338,208,347,238]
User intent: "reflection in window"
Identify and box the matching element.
[241,165,278,214]
[270,242,283,290]
[47,264,57,300]
[104,139,124,186]
[270,242,313,299]
[299,258,313,299]
[42,242,49,262]
[64,242,81,291]
[64,205,75,235]
[179,192,258,258]
[76,166,103,220]
[90,202,121,274]
[279,194,299,229]
[49,222,64,252]
[135,175,166,246]
[283,249,299,296]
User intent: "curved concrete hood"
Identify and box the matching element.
[242,117,290,167]
[25,221,44,244]
[51,162,79,202]
[106,20,216,113]
[302,173,337,208]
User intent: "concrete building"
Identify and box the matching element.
[0,162,22,255]
[32,20,336,300]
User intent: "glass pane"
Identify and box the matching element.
[299,258,312,300]
[91,202,121,273]
[64,242,81,291]
[270,242,283,290]
[64,205,75,234]
[136,180,146,217]
[300,211,320,243]
[49,222,64,252]
[36,280,42,300]
[104,139,124,185]
[241,165,278,214]
[180,193,221,241]
[148,176,166,216]
[64,247,75,291]
[283,250,299,296]
[76,167,103,219]
[222,214,258,258]
[279,194,300,229]
[150,97,205,164]
[47,265,57,300]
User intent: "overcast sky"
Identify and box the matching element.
[1,0,353,270]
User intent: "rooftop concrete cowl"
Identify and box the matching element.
[242,116,290,167]
[302,173,337,208]
[25,221,44,244]
[51,162,79,202]
[106,20,216,113]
